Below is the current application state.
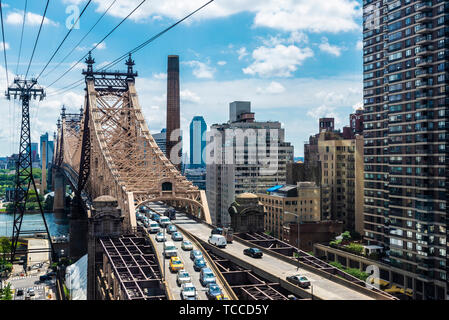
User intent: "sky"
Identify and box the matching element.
[0,0,364,158]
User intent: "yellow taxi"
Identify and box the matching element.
[169,256,184,272]
[216,294,230,300]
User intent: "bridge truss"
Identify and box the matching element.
[53,53,211,233]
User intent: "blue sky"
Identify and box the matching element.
[0,0,364,158]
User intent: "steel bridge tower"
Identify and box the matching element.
[5,77,55,263]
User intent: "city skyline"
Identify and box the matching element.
[0,0,364,158]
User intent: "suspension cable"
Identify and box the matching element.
[41,0,117,80]
[0,0,9,86]
[46,0,146,89]
[36,0,92,81]
[16,0,28,75]
[25,0,50,79]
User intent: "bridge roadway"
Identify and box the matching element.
[145,227,232,300]
[145,203,375,301]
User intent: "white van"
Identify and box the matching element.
[159,216,171,228]
[148,221,160,234]
[208,234,227,248]
[164,241,178,258]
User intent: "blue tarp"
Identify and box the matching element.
[266,185,283,192]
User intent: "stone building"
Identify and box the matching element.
[228,193,265,233]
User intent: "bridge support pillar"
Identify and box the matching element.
[53,170,66,219]
[69,208,88,262]
[87,196,124,300]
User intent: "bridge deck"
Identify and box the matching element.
[170,213,375,300]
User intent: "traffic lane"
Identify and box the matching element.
[147,230,208,300]
[174,213,374,301]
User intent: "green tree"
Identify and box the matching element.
[0,282,12,300]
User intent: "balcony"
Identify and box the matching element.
[415,68,430,78]
[416,1,433,13]
[416,24,433,34]
[415,13,433,23]
[416,57,433,67]
[416,35,433,45]
[416,45,434,56]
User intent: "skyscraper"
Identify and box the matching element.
[166,55,181,169]
[190,116,207,168]
[206,101,294,227]
[363,0,448,300]
[40,132,54,168]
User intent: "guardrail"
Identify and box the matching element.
[176,224,239,301]
[142,228,174,300]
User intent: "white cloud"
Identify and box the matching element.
[217,61,227,66]
[180,89,201,103]
[90,0,361,34]
[93,42,107,50]
[243,44,313,78]
[0,42,10,51]
[184,60,215,79]
[352,101,364,111]
[306,105,342,127]
[237,47,249,60]
[6,11,59,27]
[319,37,343,57]
[153,72,167,80]
[257,81,286,95]
[356,40,363,51]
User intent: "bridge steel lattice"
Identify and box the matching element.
[53,53,211,235]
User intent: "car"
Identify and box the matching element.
[208,234,227,248]
[40,275,51,282]
[216,294,230,300]
[193,257,207,271]
[243,247,263,258]
[148,222,160,234]
[176,270,191,286]
[169,256,184,273]
[190,250,203,261]
[205,283,222,300]
[155,232,167,242]
[211,227,223,235]
[159,216,171,228]
[199,267,216,287]
[143,219,150,228]
[164,241,178,258]
[180,283,197,300]
[286,275,311,288]
[27,288,35,296]
[16,289,24,296]
[166,224,177,234]
[171,232,183,241]
[181,240,193,251]
[152,214,161,223]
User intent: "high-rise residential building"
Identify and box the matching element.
[153,128,167,156]
[206,101,294,227]
[40,132,54,168]
[304,118,364,234]
[190,116,207,168]
[350,108,364,135]
[166,55,181,168]
[362,0,448,300]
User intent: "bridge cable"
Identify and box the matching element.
[15,0,28,75]
[0,0,9,86]
[35,0,93,81]
[46,0,147,89]
[47,0,215,96]
[41,0,117,80]
[25,0,50,79]
[96,0,215,72]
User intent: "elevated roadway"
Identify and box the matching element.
[170,212,377,300]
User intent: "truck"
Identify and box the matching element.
[163,241,178,258]
[211,227,233,243]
